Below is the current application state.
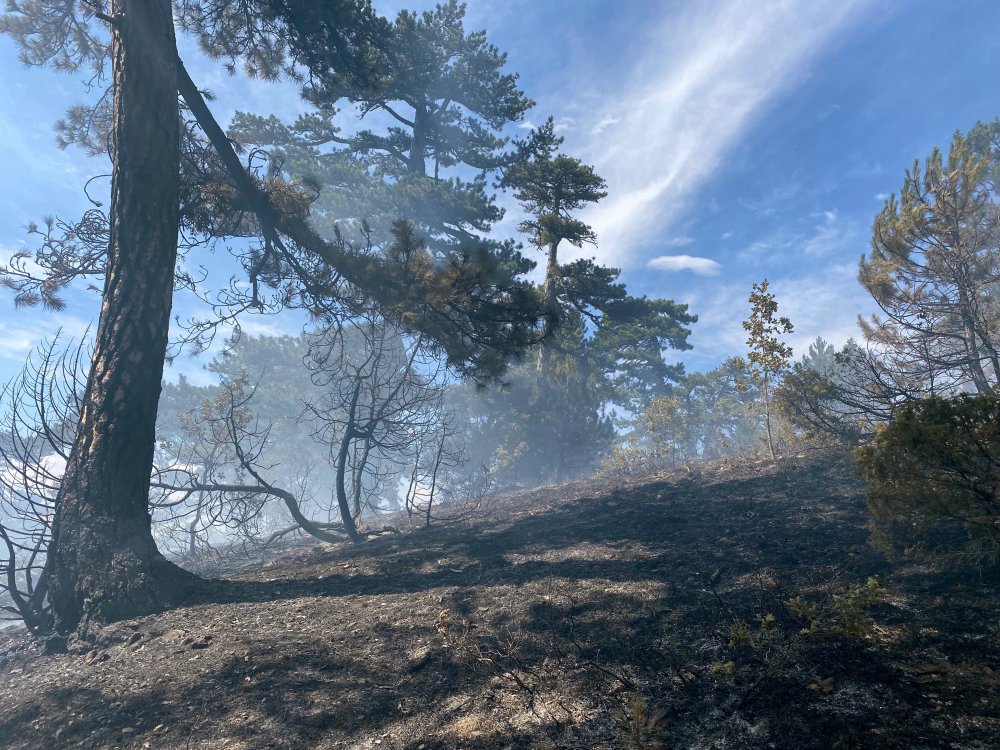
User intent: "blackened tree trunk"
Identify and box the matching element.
[334,379,364,543]
[537,240,560,371]
[409,105,429,176]
[47,0,199,637]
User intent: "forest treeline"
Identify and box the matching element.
[0,1,996,642]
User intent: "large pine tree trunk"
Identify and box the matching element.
[47,0,199,638]
[537,241,560,371]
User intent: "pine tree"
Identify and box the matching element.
[859,129,1000,396]
[500,117,607,369]
[801,336,836,374]
[227,0,532,252]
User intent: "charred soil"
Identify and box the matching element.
[0,451,997,749]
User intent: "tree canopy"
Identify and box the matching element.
[859,127,1000,396]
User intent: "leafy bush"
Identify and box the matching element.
[856,395,1000,568]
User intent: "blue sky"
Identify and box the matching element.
[1,0,999,384]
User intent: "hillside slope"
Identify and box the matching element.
[0,452,997,749]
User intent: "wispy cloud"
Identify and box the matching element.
[552,116,576,133]
[816,103,842,122]
[738,181,803,219]
[648,254,721,275]
[0,322,40,361]
[0,312,92,365]
[802,209,850,257]
[736,208,863,264]
[590,114,620,136]
[577,0,876,267]
[663,236,696,248]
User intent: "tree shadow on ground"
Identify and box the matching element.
[1,628,491,749]
[195,457,876,613]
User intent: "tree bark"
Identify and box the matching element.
[46,0,199,638]
[335,429,364,543]
[334,380,364,543]
[763,377,776,460]
[537,241,560,371]
[409,105,429,176]
[351,438,371,521]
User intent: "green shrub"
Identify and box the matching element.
[616,693,670,750]
[856,395,1000,569]
[597,445,666,479]
[786,578,886,640]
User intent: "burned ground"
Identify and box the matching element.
[0,451,997,749]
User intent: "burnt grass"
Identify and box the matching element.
[0,450,997,749]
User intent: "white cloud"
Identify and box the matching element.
[647,254,722,275]
[676,281,753,370]
[0,324,38,360]
[874,192,890,201]
[576,0,876,267]
[771,265,870,348]
[590,114,620,136]
[848,159,886,178]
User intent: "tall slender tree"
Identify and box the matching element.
[743,279,793,460]
[501,118,694,394]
